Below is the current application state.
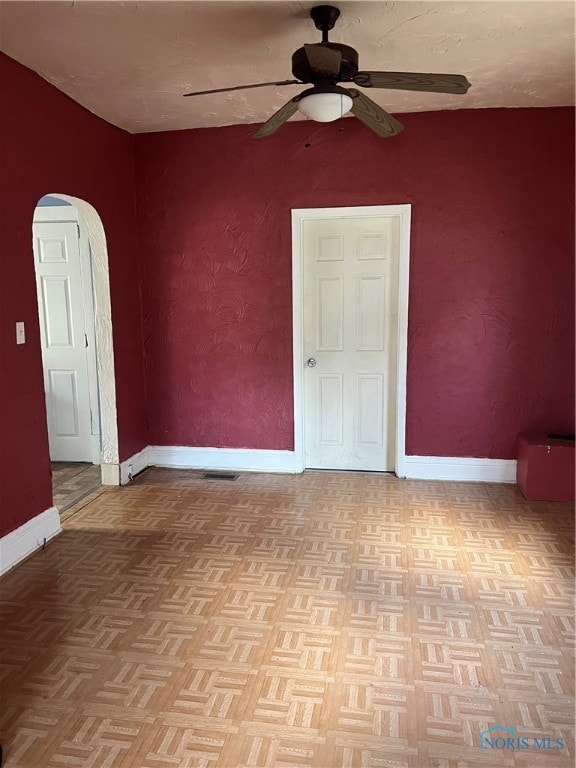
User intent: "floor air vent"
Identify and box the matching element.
[201,472,239,481]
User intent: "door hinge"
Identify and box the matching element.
[85,333,88,348]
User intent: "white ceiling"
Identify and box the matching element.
[1,1,574,134]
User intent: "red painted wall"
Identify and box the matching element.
[0,54,147,537]
[135,107,575,457]
[1,50,573,543]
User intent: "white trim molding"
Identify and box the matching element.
[35,196,120,484]
[291,204,412,475]
[120,447,152,485]
[101,463,121,486]
[403,456,517,483]
[34,205,102,465]
[115,446,518,485]
[0,507,61,577]
[147,446,298,474]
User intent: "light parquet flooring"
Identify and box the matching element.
[0,469,574,767]
[51,462,102,512]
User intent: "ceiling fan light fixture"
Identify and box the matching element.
[297,91,353,122]
[193,5,470,140]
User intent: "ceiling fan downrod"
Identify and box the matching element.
[310,5,341,43]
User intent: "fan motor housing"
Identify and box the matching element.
[292,43,359,83]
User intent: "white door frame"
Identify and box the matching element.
[34,195,120,485]
[291,205,411,477]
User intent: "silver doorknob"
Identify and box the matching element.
[307,358,317,368]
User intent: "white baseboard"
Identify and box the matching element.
[120,447,152,485]
[117,447,517,484]
[403,456,517,483]
[147,446,298,473]
[0,507,62,577]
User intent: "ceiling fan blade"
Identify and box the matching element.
[252,97,300,138]
[349,90,404,139]
[354,71,471,94]
[304,43,342,76]
[184,80,301,97]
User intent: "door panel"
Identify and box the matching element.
[41,276,74,347]
[318,374,344,444]
[317,277,343,350]
[49,370,80,437]
[357,275,386,351]
[33,221,95,462]
[357,374,384,447]
[303,216,399,471]
[38,237,68,263]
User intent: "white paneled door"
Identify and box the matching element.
[33,218,97,462]
[303,216,400,471]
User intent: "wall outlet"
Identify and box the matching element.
[16,321,25,344]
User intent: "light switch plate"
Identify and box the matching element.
[16,321,25,344]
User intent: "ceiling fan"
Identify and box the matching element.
[183,4,471,139]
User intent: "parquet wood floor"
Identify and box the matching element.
[51,463,102,512]
[1,469,574,767]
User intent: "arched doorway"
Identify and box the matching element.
[32,194,119,505]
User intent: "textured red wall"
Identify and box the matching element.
[135,107,575,457]
[0,54,147,537]
[1,51,573,544]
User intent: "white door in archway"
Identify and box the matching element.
[33,208,99,462]
[302,215,400,471]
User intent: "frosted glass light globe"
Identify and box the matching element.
[297,92,353,122]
